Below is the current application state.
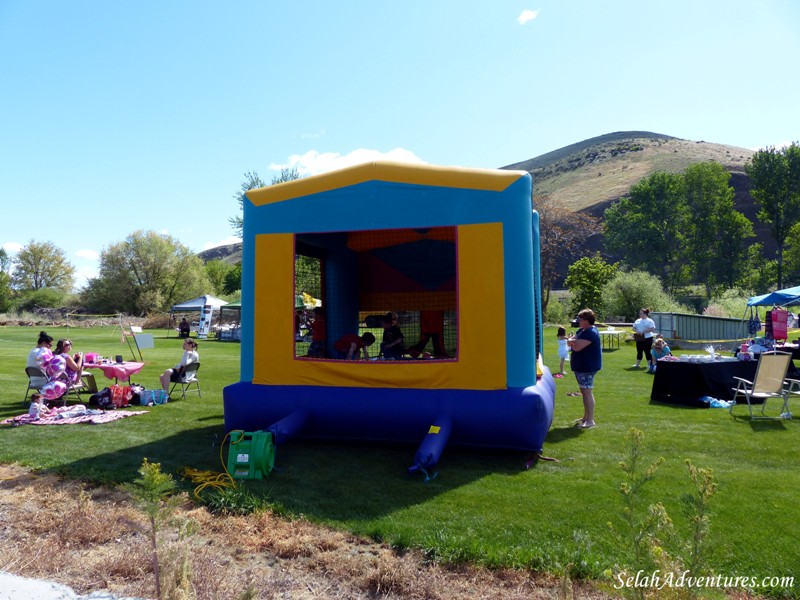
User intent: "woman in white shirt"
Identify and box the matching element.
[26,331,54,369]
[160,339,200,393]
[632,308,657,372]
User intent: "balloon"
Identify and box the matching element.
[41,380,66,400]
[34,347,54,369]
[45,354,66,379]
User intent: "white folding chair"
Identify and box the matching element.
[169,363,201,400]
[781,378,799,419]
[730,351,792,419]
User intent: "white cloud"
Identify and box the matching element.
[270,148,426,177]
[75,248,99,261]
[2,242,22,254]
[202,236,242,251]
[74,264,98,288]
[301,129,326,139]
[517,9,540,25]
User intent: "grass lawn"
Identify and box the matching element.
[0,325,797,596]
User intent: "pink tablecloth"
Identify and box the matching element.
[85,362,145,382]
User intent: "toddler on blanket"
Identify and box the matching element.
[28,394,55,420]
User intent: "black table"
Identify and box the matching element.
[650,359,758,407]
[775,344,800,360]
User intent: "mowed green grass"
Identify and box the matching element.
[0,325,797,593]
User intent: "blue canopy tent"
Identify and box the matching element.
[747,285,800,307]
[744,285,800,338]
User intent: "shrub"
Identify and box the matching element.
[544,294,571,325]
[703,288,752,319]
[600,270,687,319]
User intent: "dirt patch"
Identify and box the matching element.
[0,463,612,599]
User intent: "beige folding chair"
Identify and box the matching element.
[169,362,201,400]
[23,366,48,405]
[730,351,792,419]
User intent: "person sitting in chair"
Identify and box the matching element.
[178,317,191,338]
[54,339,98,393]
[160,339,199,393]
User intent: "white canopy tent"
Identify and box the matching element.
[169,294,229,339]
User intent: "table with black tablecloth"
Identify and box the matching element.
[775,344,800,361]
[650,359,759,407]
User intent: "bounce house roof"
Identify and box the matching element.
[245,161,528,206]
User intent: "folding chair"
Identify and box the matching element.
[781,377,799,419]
[23,366,48,405]
[57,372,87,402]
[169,363,201,400]
[730,351,792,419]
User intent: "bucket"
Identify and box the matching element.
[226,430,275,479]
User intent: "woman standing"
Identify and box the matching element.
[632,308,657,372]
[567,308,602,429]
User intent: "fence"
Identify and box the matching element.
[651,312,747,341]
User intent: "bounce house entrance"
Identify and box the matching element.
[294,227,458,361]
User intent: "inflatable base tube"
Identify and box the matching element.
[267,409,310,446]
[224,371,555,453]
[409,415,452,476]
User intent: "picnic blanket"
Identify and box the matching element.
[2,405,148,427]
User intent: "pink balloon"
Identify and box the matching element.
[34,347,53,369]
[41,380,66,400]
[45,355,66,379]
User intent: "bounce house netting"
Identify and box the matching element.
[293,226,459,360]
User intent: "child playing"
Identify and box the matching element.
[28,393,52,420]
[307,307,327,358]
[649,337,672,372]
[556,327,569,378]
[380,311,405,359]
[333,332,376,360]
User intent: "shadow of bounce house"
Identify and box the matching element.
[224,161,555,477]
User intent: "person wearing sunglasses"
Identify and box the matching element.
[26,331,53,368]
[159,339,199,394]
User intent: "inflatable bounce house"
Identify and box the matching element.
[223,161,555,476]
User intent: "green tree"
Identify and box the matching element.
[735,243,777,296]
[600,270,685,320]
[682,162,753,298]
[564,253,618,317]
[82,230,210,315]
[205,260,233,296]
[0,248,13,312]
[603,172,689,292]
[12,240,76,291]
[222,262,242,295]
[229,168,300,237]
[746,143,800,288]
[16,288,65,312]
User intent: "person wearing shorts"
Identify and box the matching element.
[567,308,602,429]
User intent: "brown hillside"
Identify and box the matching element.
[504,132,754,212]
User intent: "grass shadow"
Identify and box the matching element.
[43,427,522,522]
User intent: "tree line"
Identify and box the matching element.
[0,233,241,316]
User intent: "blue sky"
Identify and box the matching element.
[1,0,798,289]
